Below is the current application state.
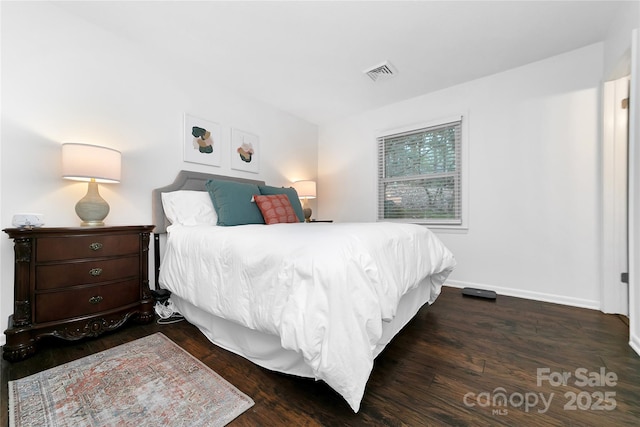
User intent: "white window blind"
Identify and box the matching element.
[377,119,462,225]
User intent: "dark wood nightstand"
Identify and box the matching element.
[2,225,155,361]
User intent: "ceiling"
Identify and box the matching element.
[54,1,625,126]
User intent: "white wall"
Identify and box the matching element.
[0,2,317,346]
[318,43,604,308]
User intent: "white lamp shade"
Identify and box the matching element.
[62,143,121,183]
[293,180,316,199]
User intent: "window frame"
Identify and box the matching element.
[376,114,468,230]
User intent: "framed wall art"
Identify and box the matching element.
[183,114,222,167]
[231,128,259,173]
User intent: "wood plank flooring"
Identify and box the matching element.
[2,286,640,426]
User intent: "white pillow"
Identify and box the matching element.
[161,191,217,226]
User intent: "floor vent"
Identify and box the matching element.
[364,61,398,82]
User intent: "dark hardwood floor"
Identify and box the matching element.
[2,286,640,426]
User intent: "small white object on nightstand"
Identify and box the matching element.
[12,213,45,228]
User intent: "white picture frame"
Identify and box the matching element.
[230,128,259,173]
[183,114,222,167]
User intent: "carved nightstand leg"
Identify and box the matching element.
[3,324,36,362]
[3,343,36,362]
[135,298,156,324]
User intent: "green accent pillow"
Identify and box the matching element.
[258,185,304,222]
[205,179,265,226]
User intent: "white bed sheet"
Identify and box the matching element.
[159,222,455,412]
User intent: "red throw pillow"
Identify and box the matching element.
[254,194,299,224]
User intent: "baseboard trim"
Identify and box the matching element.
[630,333,640,357]
[444,280,600,310]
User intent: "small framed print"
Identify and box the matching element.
[231,128,259,174]
[184,114,222,167]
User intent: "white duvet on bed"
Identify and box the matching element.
[158,222,455,412]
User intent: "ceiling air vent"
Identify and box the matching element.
[364,61,398,82]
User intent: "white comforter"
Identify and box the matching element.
[159,222,455,412]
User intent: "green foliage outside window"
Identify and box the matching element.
[378,121,461,224]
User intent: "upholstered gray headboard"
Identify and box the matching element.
[151,170,265,234]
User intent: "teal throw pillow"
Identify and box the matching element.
[205,179,265,226]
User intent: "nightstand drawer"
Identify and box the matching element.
[36,234,140,262]
[35,256,139,290]
[35,280,141,323]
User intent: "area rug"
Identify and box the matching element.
[8,333,254,427]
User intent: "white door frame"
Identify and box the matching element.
[602,76,630,315]
[628,28,639,356]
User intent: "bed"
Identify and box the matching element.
[152,170,456,412]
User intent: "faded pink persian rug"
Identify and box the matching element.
[8,333,254,426]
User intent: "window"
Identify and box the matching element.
[377,118,462,225]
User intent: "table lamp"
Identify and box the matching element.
[293,180,316,222]
[61,143,121,226]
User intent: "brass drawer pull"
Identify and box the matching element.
[89,268,103,276]
[89,295,103,305]
[89,242,103,251]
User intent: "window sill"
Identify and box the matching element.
[377,219,468,233]
[424,224,469,234]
